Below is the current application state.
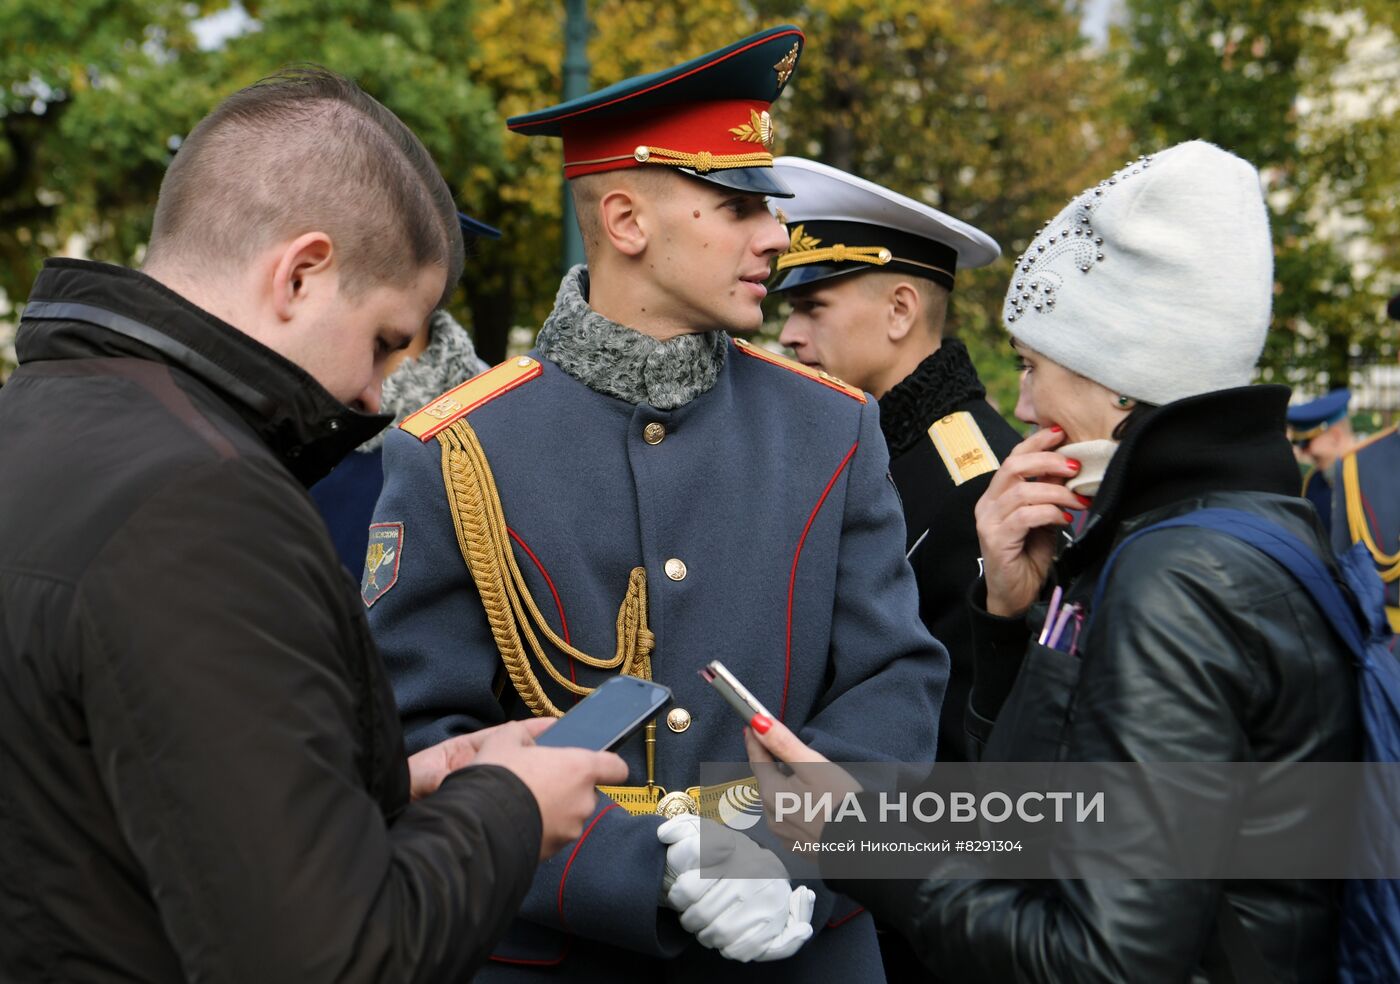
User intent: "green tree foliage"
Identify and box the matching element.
[462,0,1127,412]
[1,0,505,376]
[1118,0,1400,394]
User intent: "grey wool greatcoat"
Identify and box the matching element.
[367,269,947,982]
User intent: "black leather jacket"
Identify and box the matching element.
[845,386,1360,983]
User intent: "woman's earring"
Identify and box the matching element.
[1115,394,1136,410]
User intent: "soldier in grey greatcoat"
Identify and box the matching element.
[367,27,946,982]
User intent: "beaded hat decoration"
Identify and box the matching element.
[1004,153,1156,325]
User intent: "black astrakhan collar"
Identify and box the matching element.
[877,339,987,457]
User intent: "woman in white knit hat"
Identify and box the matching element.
[745,141,1361,981]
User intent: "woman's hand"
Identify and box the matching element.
[744,719,861,849]
[974,426,1083,617]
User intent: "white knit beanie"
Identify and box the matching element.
[1003,140,1273,406]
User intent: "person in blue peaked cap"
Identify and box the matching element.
[366,25,946,982]
[1285,388,1356,535]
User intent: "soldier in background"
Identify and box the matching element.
[770,158,1021,983]
[1330,293,1400,631]
[1285,388,1356,534]
[773,157,1021,765]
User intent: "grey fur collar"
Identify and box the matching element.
[536,265,726,410]
[358,309,490,452]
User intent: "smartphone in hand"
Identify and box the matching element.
[534,676,673,751]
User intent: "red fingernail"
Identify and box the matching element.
[1066,458,1082,471]
[751,714,773,734]
[1062,511,1074,523]
[1049,425,1063,434]
[1076,494,1092,506]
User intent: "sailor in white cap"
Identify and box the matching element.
[773,157,1022,767]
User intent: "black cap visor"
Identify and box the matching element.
[771,262,872,293]
[679,165,794,198]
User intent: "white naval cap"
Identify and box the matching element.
[770,156,1001,293]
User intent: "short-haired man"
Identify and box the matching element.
[1286,388,1357,534]
[369,28,945,981]
[773,158,1021,765]
[0,68,624,981]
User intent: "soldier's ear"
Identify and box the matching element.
[598,187,648,258]
[886,281,920,343]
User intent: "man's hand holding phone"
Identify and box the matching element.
[409,718,628,860]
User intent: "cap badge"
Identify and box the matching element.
[774,42,799,87]
[729,109,776,150]
[788,223,822,253]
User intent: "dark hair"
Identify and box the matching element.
[1112,401,1159,441]
[147,66,463,306]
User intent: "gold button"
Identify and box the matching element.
[516,357,534,368]
[665,558,687,581]
[666,707,692,733]
[643,422,666,445]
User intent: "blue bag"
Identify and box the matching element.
[1094,508,1400,983]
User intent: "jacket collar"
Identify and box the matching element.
[535,265,727,410]
[1060,384,1300,578]
[877,340,987,457]
[16,259,390,485]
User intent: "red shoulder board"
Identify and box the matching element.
[398,356,542,442]
[732,336,866,403]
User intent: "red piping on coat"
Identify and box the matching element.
[489,801,621,965]
[827,906,867,929]
[558,802,620,928]
[507,527,576,686]
[782,442,858,720]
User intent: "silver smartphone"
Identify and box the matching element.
[699,659,773,724]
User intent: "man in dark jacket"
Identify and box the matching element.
[772,157,1022,765]
[0,69,624,982]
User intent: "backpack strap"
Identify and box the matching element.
[1090,508,1366,658]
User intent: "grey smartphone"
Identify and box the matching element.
[533,676,673,751]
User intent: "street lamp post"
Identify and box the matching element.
[561,0,589,273]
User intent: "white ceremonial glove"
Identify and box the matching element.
[657,814,816,962]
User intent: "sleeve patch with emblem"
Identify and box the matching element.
[361,522,403,607]
[928,411,999,486]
